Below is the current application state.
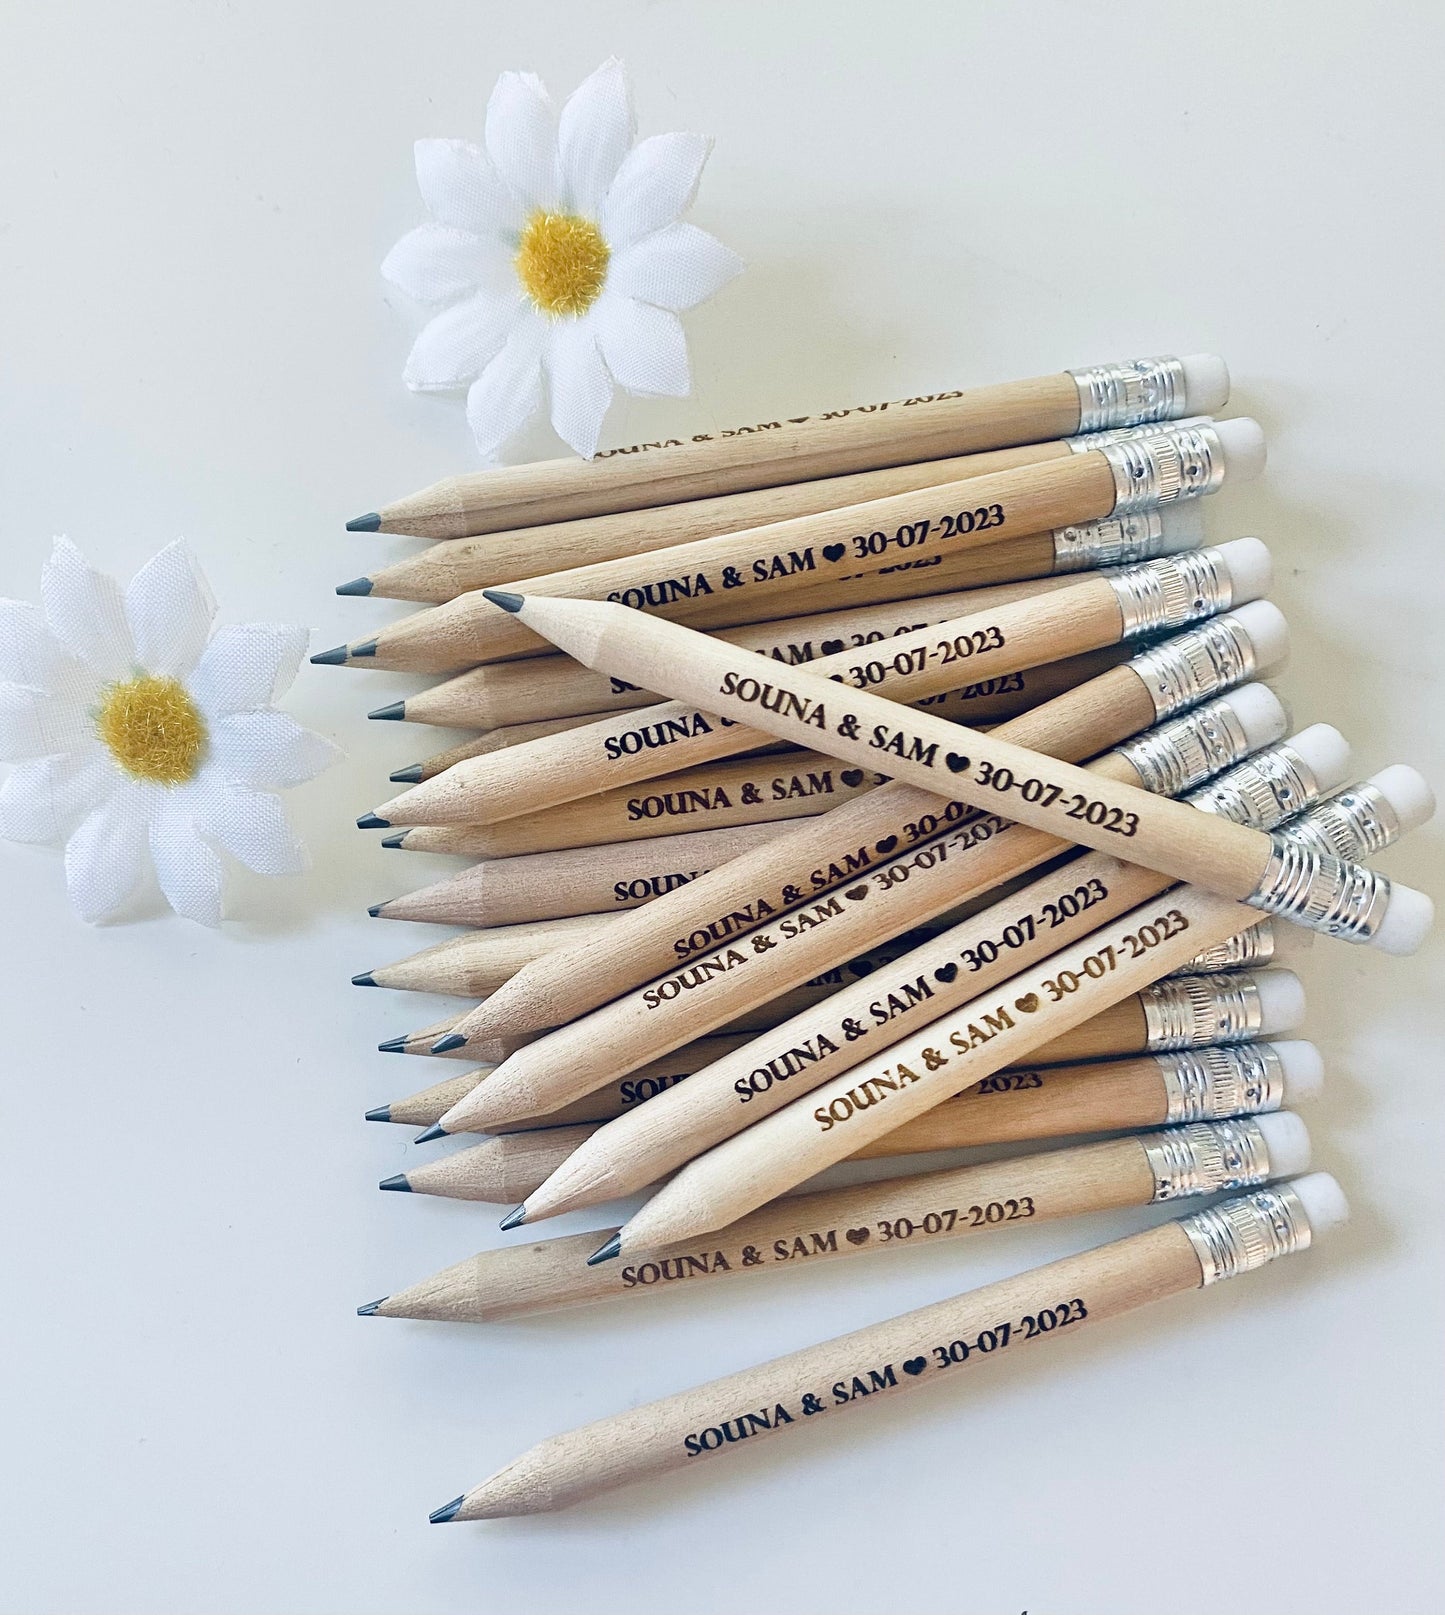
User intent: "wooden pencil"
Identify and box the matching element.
[321,417,1249,670]
[368,538,1266,828]
[427,1174,1345,1518]
[435,606,1289,1043]
[348,353,1226,539]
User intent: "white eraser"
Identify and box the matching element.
[1156,501,1206,555]
[1367,764,1436,835]
[1223,599,1290,675]
[1267,1039,1324,1104]
[1255,1110,1312,1177]
[1212,536,1272,605]
[1286,724,1352,797]
[1369,883,1434,956]
[1219,683,1289,753]
[1267,921,1316,967]
[1180,354,1231,415]
[1213,417,1267,483]
[1252,968,1306,1033]
[1288,1171,1350,1237]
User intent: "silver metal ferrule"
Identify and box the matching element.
[1105,546,1235,642]
[1064,414,1208,452]
[1277,782,1402,863]
[1099,423,1226,512]
[1247,839,1392,943]
[1140,972,1265,1050]
[1116,695,1253,799]
[1050,511,1174,573]
[1068,356,1188,433]
[1157,1043,1287,1123]
[1185,741,1322,831]
[1141,1117,1274,1202]
[1178,1182,1313,1285]
[1170,919,1276,976]
[1126,612,1257,723]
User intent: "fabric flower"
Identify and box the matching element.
[0,538,339,926]
[382,57,744,460]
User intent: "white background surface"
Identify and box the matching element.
[2,4,1443,1612]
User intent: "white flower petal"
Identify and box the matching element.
[0,748,114,844]
[609,221,744,310]
[189,624,309,717]
[595,297,691,397]
[0,683,98,762]
[414,137,522,235]
[557,58,635,217]
[209,710,340,789]
[124,540,216,679]
[485,71,559,212]
[0,599,64,687]
[148,799,225,926]
[601,132,712,249]
[64,787,151,923]
[465,314,548,460]
[382,223,493,305]
[545,317,614,459]
[190,778,307,876]
[403,290,524,393]
[41,537,134,678]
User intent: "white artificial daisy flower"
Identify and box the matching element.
[382,56,744,460]
[0,538,339,926]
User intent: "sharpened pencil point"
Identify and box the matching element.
[346,511,382,532]
[388,762,424,783]
[382,831,408,849]
[310,644,350,665]
[499,1203,527,1230]
[357,812,391,830]
[483,589,525,614]
[377,1035,410,1054]
[351,972,377,988]
[365,1104,392,1122]
[335,576,374,596]
[367,902,385,917]
[587,1234,623,1266]
[350,638,379,659]
[431,1032,468,1054]
[357,1298,387,1315]
[379,1174,412,1193]
[370,701,406,722]
[413,1123,448,1143]
[429,1496,464,1524]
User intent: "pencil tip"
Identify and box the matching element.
[378,1174,412,1193]
[377,1035,410,1054]
[346,511,383,532]
[586,1234,623,1266]
[369,701,406,722]
[335,576,374,596]
[482,589,525,614]
[381,831,409,849]
[366,902,386,917]
[429,1496,465,1524]
[309,644,350,665]
[357,1297,387,1315]
[364,1104,392,1123]
[351,971,377,988]
[388,762,424,783]
[350,638,379,660]
[431,1032,468,1054]
[413,1124,448,1144]
[498,1203,528,1230]
[356,812,391,830]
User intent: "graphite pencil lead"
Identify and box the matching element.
[369,701,406,721]
[356,1298,387,1315]
[414,1124,448,1143]
[382,831,409,849]
[350,638,379,659]
[378,1035,410,1054]
[364,1104,392,1122]
[378,1174,413,1193]
[351,972,377,988]
[431,1032,468,1054]
[388,763,424,784]
[357,812,391,830]
[429,1496,464,1524]
[346,511,382,532]
[309,644,350,665]
[366,902,385,917]
[482,589,525,613]
[587,1234,623,1266]
[336,576,374,596]
[498,1203,527,1231]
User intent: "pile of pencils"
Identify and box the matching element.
[320,355,1435,1521]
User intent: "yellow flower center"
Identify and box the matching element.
[95,673,207,784]
[514,211,610,316]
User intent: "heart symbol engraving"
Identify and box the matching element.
[822,542,847,563]
[945,752,971,774]
[902,1357,927,1377]
[820,638,844,656]
[844,1226,871,1246]
[844,885,869,901]
[1014,992,1040,1014]
[840,768,864,787]
[934,962,959,984]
